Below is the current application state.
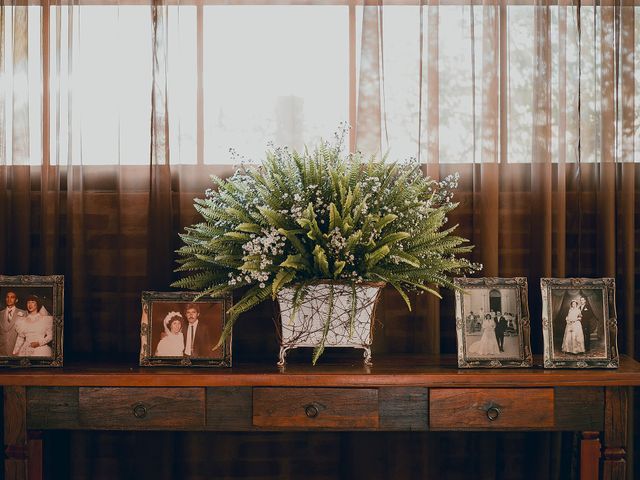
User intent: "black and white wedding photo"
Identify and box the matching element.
[541,278,618,369]
[455,277,531,368]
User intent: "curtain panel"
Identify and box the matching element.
[1,1,639,478]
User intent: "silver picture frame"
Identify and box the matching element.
[139,291,232,367]
[541,277,618,369]
[0,275,64,368]
[455,277,532,368]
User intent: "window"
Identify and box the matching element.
[203,6,348,164]
[2,2,639,165]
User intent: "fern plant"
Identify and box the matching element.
[173,129,481,362]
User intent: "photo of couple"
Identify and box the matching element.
[140,292,231,367]
[152,302,221,358]
[552,289,604,359]
[464,294,522,359]
[0,288,55,358]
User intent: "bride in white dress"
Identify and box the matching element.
[12,295,53,357]
[561,300,585,354]
[468,314,500,356]
[155,312,185,356]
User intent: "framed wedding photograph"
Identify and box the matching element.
[139,291,232,367]
[541,277,618,369]
[0,275,64,367]
[454,277,532,368]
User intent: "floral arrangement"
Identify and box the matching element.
[173,128,480,357]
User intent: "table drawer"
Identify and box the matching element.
[79,387,205,430]
[253,387,379,429]
[430,388,554,430]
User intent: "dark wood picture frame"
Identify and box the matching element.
[454,277,532,368]
[139,291,232,367]
[541,277,619,369]
[0,275,64,367]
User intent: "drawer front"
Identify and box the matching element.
[253,387,379,429]
[430,388,554,430]
[79,387,205,429]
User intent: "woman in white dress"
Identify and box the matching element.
[12,295,53,357]
[468,314,500,355]
[155,312,185,356]
[561,300,585,354]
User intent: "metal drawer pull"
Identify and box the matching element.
[132,403,147,419]
[486,405,501,421]
[304,404,319,418]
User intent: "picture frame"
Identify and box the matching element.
[0,275,64,367]
[454,277,532,368]
[139,291,232,367]
[541,277,618,369]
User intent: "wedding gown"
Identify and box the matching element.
[12,313,54,357]
[155,332,185,356]
[468,318,500,355]
[561,306,585,354]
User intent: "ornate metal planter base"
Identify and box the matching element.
[276,282,384,366]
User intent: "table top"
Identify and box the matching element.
[1,355,640,388]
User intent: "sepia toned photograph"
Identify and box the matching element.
[455,277,532,368]
[0,275,64,367]
[140,291,232,367]
[541,278,618,368]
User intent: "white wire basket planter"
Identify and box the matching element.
[276,281,385,366]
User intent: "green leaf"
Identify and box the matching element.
[258,206,288,230]
[374,232,410,249]
[365,245,390,269]
[235,223,262,234]
[376,213,397,231]
[223,231,251,241]
[333,260,346,278]
[329,203,342,231]
[312,245,330,277]
[213,283,272,350]
[278,228,307,256]
[372,273,412,311]
[312,284,334,365]
[280,254,309,270]
[391,251,421,268]
[272,269,296,298]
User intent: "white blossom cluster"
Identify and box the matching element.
[228,227,286,288]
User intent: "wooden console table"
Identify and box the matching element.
[2,355,640,480]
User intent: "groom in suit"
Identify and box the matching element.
[494,312,508,352]
[578,296,596,352]
[183,303,213,358]
[0,291,26,356]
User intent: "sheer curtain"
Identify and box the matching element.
[357,1,637,477]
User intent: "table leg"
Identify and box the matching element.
[4,386,27,480]
[581,431,601,480]
[603,387,628,480]
[27,431,43,480]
